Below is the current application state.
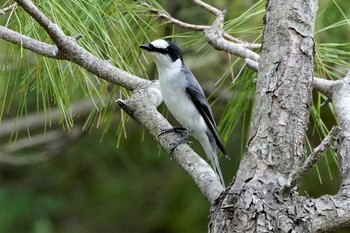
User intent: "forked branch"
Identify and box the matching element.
[285,126,341,190]
[142,1,261,49]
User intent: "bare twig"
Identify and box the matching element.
[193,0,221,16]
[0,0,225,203]
[195,0,260,61]
[245,58,258,71]
[0,25,61,58]
[142,2,261,49]
[285,126,341,190]
[143,3,208,31]
[157,12,210,31]
[0,3,17,15]
[244,58,339,94]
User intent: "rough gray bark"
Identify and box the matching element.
[250,0,315,174]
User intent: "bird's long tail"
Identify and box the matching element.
[211,150,225,186]
[199,132,225,186]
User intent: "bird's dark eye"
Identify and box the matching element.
[148,44,168,54]
[154,47,168,54]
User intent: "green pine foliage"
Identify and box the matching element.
[0,0,166,133]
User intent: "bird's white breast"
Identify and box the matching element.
[157,61,207,136]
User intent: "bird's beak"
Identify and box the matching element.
[140,43,153,52]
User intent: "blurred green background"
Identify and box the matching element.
[0,0,349,232]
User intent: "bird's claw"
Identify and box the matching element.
[158,127,187,138]
[169,139,192,155]
[157,127,192,157]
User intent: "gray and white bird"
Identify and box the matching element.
[140,39,227,185]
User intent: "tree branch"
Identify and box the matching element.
[0,0,226,203]
[3,129,73,152]
[330,71,350,191]
[193,0,222,16]
[245,58,259,71]
[10,0,148,90]
[312,77,338,95]
[14,0,67,46]
[285,126,341,190]
[194,0,260,62]
[0,3,17,15]
[244,58,341,107]
[0,25,61,58]
[142,1,261,49]
[116,82,224,203]
[143,2,209,31]
[309,193,350,232]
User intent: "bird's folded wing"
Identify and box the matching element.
[184,79,226,156]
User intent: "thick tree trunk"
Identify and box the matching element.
[209,0,319,231]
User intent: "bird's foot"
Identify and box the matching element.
[158,127,193,158]
[158,127,187,138]
[169,136,192,155]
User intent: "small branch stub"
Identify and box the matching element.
[284,126,341,191]
[73,34,83,42]
[0,3,17,15]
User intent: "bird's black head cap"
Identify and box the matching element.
[140,39,183,62]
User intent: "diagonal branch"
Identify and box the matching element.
[0,0,225,203]
[0,2,17,15]
[14,0,66,46]
[193,0,221,16]
[285,126,341,190]
[143,2,209,31]
[11,0,148,90]
[244,58,339,100]
[193,0,260,61]
[0,25,60,58]
[116,82,224,203]
[142,1,261,49]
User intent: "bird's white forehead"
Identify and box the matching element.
[150,39,169,49]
